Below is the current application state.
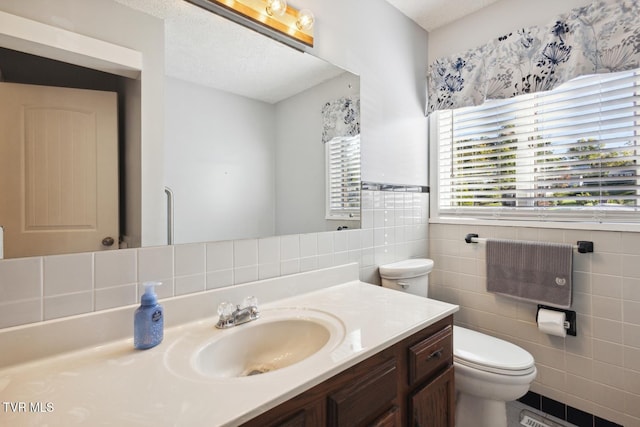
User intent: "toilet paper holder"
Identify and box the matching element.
[536,305,577,336]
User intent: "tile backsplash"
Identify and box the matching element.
[0,188,429,329]
[429,223,640,427]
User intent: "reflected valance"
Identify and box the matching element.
[427,0,640,114]
[322,97,360,143]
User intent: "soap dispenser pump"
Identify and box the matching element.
[134,281,164,350]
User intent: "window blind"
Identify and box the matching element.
[326,135,361,219]
[435,69,640,223]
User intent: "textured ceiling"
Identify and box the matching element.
[113,0,498,102]
[114,0,344,103]
[383,0,500,31]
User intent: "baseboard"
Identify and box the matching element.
[518,392,622,427]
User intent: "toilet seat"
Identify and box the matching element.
[453,326,535,376]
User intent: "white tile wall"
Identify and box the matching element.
[0,189,429,329]
[429,223,640,427]
[43,252,94,320]
[258,236,280,280]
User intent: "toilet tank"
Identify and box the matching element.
[378,258,434,297]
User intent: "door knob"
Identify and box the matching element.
[102,236,115,247]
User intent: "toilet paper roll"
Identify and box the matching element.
[537,308,567,338]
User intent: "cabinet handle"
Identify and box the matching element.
[426,348,443,361]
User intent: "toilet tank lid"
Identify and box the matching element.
[379,258,434,279]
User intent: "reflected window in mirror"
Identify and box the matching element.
[326,135,361,221]
[322,95,361,223]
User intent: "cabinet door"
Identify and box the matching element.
[327,358,397,427]
[409,366,455,427]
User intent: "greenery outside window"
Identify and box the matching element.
[431,69,640,224]
[326,135,361,220]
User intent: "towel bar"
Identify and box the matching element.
[464,233,594,253]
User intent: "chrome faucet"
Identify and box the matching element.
[216,296,259,329]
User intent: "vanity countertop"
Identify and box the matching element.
[0,281,458,426]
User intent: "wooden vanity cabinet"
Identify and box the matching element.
[242,315,454,427]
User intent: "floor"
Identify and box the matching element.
[507,401,578,427]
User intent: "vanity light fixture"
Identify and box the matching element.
[185,0,314,49]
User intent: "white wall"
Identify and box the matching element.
[165,72,362,242]
[165,77,276,243]
[165,73,360,244]
[275,72,360,235]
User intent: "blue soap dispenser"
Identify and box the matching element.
[134,281,164,350]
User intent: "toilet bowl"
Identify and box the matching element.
[379,259,537,427]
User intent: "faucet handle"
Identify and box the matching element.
[217,301,235,318]
[216,301,237,329]
[241,296,258,308]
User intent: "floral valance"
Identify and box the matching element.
[322,97,360,143]
[427,0,640,114]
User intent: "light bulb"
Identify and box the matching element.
[265,0,287,17]
[296,9,314,31]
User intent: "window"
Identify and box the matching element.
[432,69,640,223]
[326,135,361,219]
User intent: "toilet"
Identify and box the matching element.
[379,259,537,427]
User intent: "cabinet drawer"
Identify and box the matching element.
[408,325,452,386]
[327,358,397,427]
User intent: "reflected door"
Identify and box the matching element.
[0,82,118,258]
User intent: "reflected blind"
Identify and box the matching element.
[435,69,640,222]
[326,135,361,219]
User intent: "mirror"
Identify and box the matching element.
[0,0,360,258]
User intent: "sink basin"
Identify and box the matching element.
[165,308,345,381]
[195,318,330,378]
